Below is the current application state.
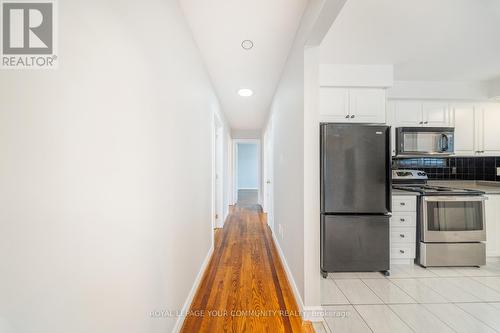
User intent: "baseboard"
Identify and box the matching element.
[172,244,214,333]
[270,231,324,322]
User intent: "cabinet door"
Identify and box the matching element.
[481,103,500,155]
[485,195,500,257]
[422,102,451,127]
[348,88,386,123]
[319,87,350,122]
[452,103,476,156]
[392,100,423,126]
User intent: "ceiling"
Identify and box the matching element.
[180,0,308,130]
[320,0,500,82]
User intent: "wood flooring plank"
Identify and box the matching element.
[180,205,313,333]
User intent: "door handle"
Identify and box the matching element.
[345,115,349,118]
[350,115,355,118]
[266,180,271,184]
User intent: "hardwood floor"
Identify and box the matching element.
[181,205,314,333]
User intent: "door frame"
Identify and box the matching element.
[233,138,261,205]
[263,119,274,229]
[212,113,224,231]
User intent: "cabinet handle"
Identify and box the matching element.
[400,218,405,222]
[419,121,423,124]
[424,121,428,124]
[400,234,405,238]
[345,115,349,119]
[400,202,406,206]
[399,250,405,254]
[350,115,355,118]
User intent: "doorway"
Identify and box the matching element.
[234,139,260,206]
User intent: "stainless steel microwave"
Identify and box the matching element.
[396,127,454,156]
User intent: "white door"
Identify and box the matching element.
[453,103,476,156]
[422,102,451,127]
[214,126,224,228]
[263,121,274,229]
[481,103,500,155]
[319,87,350,122]
[392,100,423,126]
[348,88,386,123]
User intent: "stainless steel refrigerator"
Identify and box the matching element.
[320,124,391,277]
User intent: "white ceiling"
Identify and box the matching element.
[180,0,308,130]
[320,0,500,82]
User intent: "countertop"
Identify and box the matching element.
[428,181,500,195]
[392,189,419,196]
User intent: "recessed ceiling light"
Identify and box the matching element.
[238,88,253,97]
[241,40,254,50]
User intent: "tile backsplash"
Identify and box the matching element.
[393,157,500,181]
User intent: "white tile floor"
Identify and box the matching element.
[321,261,500,332]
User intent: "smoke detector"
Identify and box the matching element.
[241,40,254,50]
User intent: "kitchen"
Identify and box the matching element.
[317,1,500,329]
[319,86,500,333]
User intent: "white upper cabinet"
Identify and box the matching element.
[319,87,386,123]
[319,88,350,122]
[452,103,476,156]
[422,102,451,127]
[478,103,500,155]
[349,88,386,123]
[388,99,500,156]
[392,100,423,126]
[390,100,451,127]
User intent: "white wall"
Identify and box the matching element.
[487,76,500,99]
[237,144,259,189]
[263,0,345,316]
[266,28,306,307]
[0,1,228,332]
[388,81,490,100]
[231,129,261,139]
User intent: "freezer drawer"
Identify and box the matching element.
[321,215,390,272]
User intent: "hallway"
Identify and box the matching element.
[181,206,314,333]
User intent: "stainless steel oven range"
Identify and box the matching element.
[393,170,486,267]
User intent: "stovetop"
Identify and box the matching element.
[393,184,484,196]
[392,169,484,196]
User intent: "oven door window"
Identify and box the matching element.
[426,200,483,231]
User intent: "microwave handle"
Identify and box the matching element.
[440,134,449,152]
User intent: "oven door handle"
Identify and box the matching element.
[423,196,487,202]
